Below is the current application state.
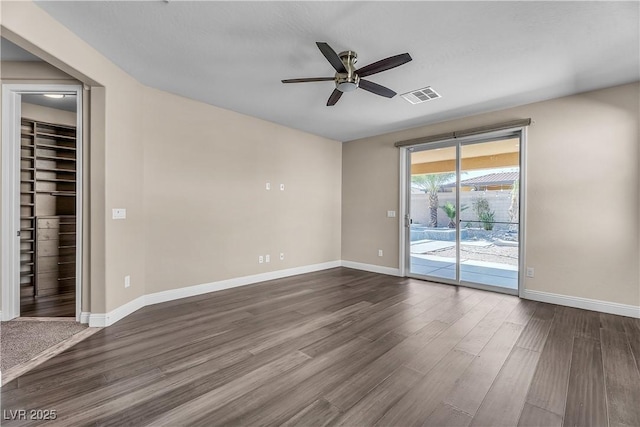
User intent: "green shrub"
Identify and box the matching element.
[473,195,495,231]
[479,211,495,230]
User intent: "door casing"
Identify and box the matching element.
[1,84,84,321]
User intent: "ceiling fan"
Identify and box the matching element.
[282,42,412,106]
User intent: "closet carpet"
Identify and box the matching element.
[0,319,87,372]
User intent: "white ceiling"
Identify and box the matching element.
[29,1,640,142]
[1,38,43,61]
[22,94,77,112]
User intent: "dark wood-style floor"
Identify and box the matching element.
[2,268,639,426]
[20,291,75,317]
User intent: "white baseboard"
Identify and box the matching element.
[145,261,341,306]
[87,260,342,327]
[522,289,640,319]
[341,260,402,277]
[82,262,640,327]
[88,295,145,327]
[80,312,90,324]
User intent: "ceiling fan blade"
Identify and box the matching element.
[327,89,343,106]
[357,53,412,77]
[359,79,397,98]
[316,42,346,73]
[281,77,335,83]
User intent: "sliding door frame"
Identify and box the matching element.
[399,126,527,297]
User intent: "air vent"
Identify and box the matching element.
[401,87,441,104]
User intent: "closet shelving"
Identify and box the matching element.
[19,118,77,300]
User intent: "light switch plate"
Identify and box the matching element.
[112,208,126,219]
[387,211,396,218]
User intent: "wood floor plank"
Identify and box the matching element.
[416,288,486,325]
[505,299,539,325]
[298,301,412,358]
[622,316,640,375]
[515,317,553,352]
[432,291,492,325]
[524,306,578,416]
[128,336,365,427]
[280,399,341,427]
[247,301,372,354]
[563,337,608,427]
[375,349,475,427]
[205,333,405,427]
[574,310,601,341]
[2,268,637,427]
[359,304,427,341]
[445,321,525,416]
[324,320,448,410]
[518,403,563,427]
[455,296,519,355]
[144,351,311,426]
[421,402,472,427]
[390,315,433,337]
[600,328,640,427]
[98,327,336,426]
[405,296,500,374]
[333,365,422,426]
[470,346,541,427]
[600,312,627,333]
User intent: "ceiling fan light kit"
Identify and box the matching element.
[281,42,412,106]
[335,50,359,93]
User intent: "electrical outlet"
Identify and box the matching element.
[378,249,383,257]
[280,184,285,191]
[124,275,130,288]
[265,254,270,263]
[526,267,534,278]
[259,255,264,264]
[280,253,284,260]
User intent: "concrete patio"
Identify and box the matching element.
[410,240,518,290]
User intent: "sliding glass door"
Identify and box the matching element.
[406,133,523,295]
[408,143,459,282]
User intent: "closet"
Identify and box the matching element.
[20,117,77,317]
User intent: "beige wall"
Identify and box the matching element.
[2,1,151,313]
[21,102,75,126]
[2,1,342,314]
[142,88,341,292]
[0,60,77,83]
[3,1,637,317]
[343,82,640,307]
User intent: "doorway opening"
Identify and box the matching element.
[2,84,83,320]
[402,129,525,295]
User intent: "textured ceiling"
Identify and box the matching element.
[1,38,43,61]
[31,1,640,141]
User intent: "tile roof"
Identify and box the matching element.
[443,171,519,188]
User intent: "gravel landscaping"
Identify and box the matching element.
[425,243,519,266]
